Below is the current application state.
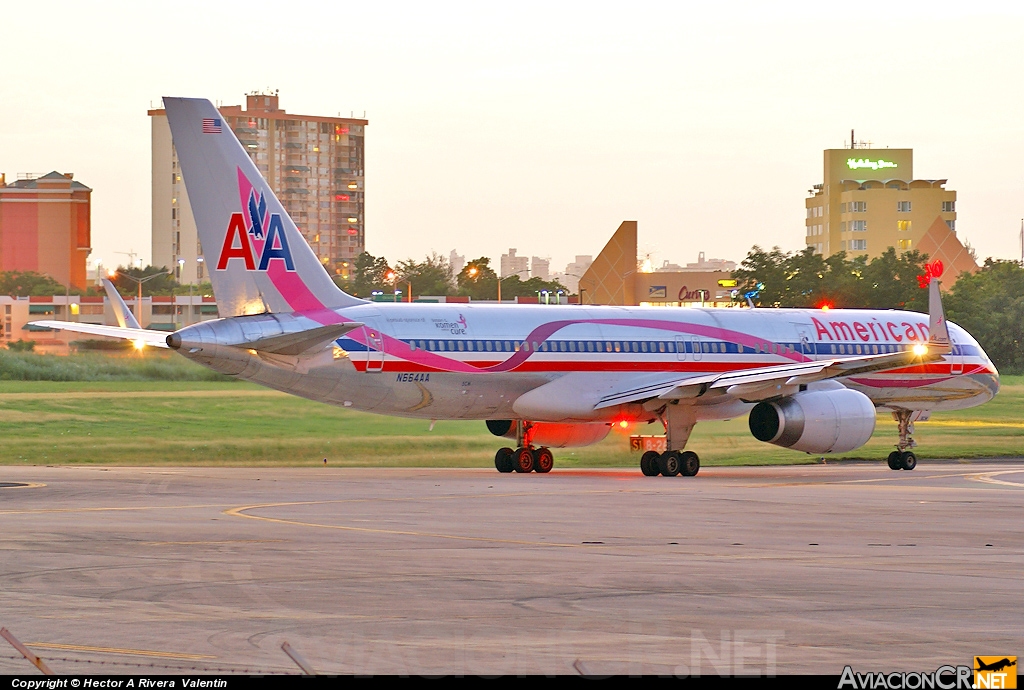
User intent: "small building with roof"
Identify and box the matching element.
[0,171,92,290]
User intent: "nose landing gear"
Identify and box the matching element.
[889,410,919,470]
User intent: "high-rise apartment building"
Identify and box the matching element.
[150,92,367,283]
[559,255,593,294]
[500,248,529,278]
[0,171,91,290]
[531,256,550,281]
[805,147,962,261]
[449,250,465,278]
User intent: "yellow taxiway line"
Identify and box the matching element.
[224,501,590,548]
[965,470,1024,488]
[26,642,216,660]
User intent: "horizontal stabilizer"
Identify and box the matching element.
[28,321,170,348]
[233,322,363,356]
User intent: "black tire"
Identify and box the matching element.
[900,451,917,471]
[513,447,535,473]
[887,451,902,471]
[659,451,681,477]
[534,447,554,473]
[680,451,700,477]
[495,447,514,473]
[640,451,660,476]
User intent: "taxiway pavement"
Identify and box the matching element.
[0,463,1021,675]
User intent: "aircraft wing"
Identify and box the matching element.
[598,276,954,410]
[28,321,171,348]
[594,346,946,410]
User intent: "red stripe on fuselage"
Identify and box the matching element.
[350,358,994,376]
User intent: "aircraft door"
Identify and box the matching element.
[674,335,687,361]
[363,326,384,373]
[950,334,964,375]
[691,337,702,361]
[794,325,815,359]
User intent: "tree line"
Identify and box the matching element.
[0,268,214,298]
[733,246,1024,373]
[5,245,1020,373]
[339,252,568,300]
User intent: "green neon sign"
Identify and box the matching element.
[847,158,898,171]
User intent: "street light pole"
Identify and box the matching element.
[497,268,529,304]
[177,259,185,327]
[193,257,204,326]
[110,268,172,326]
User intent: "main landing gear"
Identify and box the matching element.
[495,446,554,474]
[493,420,554,474]
[640,450,700,477]
[888,409,918,471]
[640,404,700,478]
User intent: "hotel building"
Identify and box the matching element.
[805,147,976,274]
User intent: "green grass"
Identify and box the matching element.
[0,372,1020,467]
[0,349,230,382]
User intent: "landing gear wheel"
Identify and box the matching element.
[495,447,514,473]
[887,451,902,471]
[900,451,917,471]
[533,447,554,473]
[658,451,681,477]
[640,451,660,476]
[513,447,535,473]
[680,451,700,477]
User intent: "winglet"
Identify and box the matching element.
[928,278,951,349]
[101,279,141,329]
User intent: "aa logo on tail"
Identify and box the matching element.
[217,188,295,271]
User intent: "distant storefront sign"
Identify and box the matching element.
[630,435,667,453]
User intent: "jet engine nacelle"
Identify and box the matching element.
[486,420,612,448]
[748,388,876,454]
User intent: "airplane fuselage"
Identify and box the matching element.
[175,302,999,424]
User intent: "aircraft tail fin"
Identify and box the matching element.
[162,97,365,317]
[101,278,141,329]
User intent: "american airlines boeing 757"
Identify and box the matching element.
[35,98,1000,476]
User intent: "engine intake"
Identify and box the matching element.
[748,389,876,454]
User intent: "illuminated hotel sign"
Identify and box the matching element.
[847,158,898,171]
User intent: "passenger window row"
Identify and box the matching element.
[390,339,936,357]
[831,343,909,355]
[407,339,795,354]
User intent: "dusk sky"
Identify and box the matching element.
[2,1,1023,273]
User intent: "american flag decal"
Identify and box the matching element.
[202,118,222,134]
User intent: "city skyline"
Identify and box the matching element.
[3,3,1023,275]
